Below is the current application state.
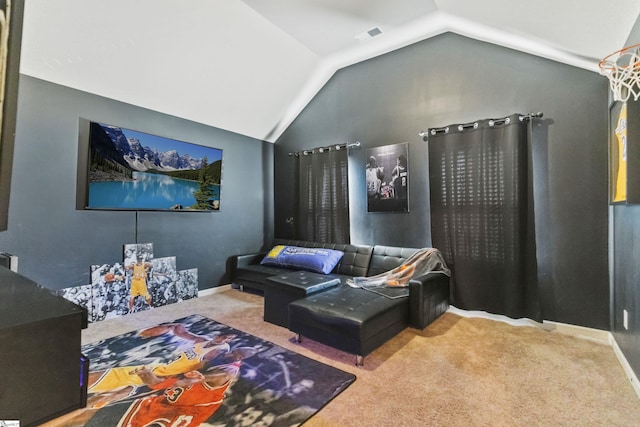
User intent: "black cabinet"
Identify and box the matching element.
[0,267,88,426]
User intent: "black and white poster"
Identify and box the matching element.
[366,142,409,213]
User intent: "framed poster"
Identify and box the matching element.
[609,100,640,204]
[610,101,627,203]
[366,142,409,213]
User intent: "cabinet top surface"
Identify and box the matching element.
[0,268,84,328]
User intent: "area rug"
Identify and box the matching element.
[54,314,355,426]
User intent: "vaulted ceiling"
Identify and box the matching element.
[20,0,640,142]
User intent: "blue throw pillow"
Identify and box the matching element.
[260,245,344,275]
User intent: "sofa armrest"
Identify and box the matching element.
[235,253,266,268]
[227,252,266,278]
[408,272,450,329]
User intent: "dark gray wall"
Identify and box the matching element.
[612,16,640,387]
[612,205,640,379]
[275,33,610,330]
[0,75,273,291]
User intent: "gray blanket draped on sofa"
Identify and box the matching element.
[347,248,450,297]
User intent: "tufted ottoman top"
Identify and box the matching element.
[266,270,341,295]
[288,284,408,339]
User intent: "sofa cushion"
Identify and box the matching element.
[261,245,344,274]
[273,239,373,276]
[368,245,419,277]
[334,244,374,277]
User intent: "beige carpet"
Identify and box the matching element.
[77,288,640,426]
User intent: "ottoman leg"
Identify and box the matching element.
[356,355,364,367]
[294,334,302,343]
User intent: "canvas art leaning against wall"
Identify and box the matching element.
[57,242,198,322]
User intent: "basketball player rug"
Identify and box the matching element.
[47,315,355,427]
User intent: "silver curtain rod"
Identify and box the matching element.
[288,141,361,157]
[419,112,543,138]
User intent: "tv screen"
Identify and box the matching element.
[80,120,223,211]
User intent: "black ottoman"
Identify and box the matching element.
[288,285,409,366]
[264,271,340,327]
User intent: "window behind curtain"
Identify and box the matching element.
[428,114,541,321]
[295,148,350,243]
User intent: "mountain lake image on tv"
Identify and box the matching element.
[86,122,222,211]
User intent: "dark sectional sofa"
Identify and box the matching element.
[229,239,450,365]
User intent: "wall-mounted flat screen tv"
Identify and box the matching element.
[78,120,222,211]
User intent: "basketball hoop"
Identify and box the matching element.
[599,43,640,103]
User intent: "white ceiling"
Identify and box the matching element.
[20,0,640,142]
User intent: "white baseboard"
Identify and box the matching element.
[447,306,639,400]
[198,284,232,297]
[447,306,544,328]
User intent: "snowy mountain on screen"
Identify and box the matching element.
[99,124,205,172]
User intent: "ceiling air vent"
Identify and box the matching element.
[355,26,383,42]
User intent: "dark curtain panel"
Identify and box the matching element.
[295,147,350,243]
[428,114,541,321]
